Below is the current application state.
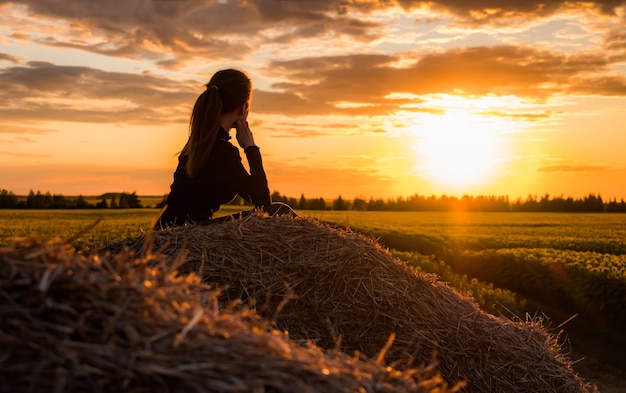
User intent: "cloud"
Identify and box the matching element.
[478,111,555,121]
[3,0,382,65]
[0,61,197,124]
[0,51,22,63]
[0,150,50,158]
[393,0,626,24]
[2,42,625,124]
[0,124,56,134]
[256,45,626,116]
[537,164,610,173]
[604,22,626,60]
[3,0,623,69]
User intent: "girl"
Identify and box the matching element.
[156,69,294,228]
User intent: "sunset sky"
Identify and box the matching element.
[1,0,625,200]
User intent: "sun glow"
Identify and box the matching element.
[412,110,510,190]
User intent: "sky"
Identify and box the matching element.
[1,0,625,200]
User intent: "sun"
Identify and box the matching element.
[413,110,505,189]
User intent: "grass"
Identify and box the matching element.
[0,206,244,251]
[306,210,626,255]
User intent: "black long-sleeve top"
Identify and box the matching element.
[159,128,270,227]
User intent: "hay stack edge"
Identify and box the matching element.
[1,214,597,393]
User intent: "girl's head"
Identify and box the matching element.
[206,69,252,115]
[184,69,252,177]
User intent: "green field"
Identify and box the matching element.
[0,206,241,251]
[1,208,625,390]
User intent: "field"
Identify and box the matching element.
[1,208,625,391]
[0,206,242,251]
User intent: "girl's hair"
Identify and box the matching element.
[182,69,251,177]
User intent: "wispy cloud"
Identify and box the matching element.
[0,51,22,63]
[537,164,610,173]
[0,62,196,124]
[0,124,56,134]
[0,150,50,158]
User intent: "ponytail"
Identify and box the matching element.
[181,69,251,178]
[182,87,222,178]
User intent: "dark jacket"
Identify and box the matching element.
[158,128,270,227]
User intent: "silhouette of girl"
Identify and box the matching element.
[156,69,294,228]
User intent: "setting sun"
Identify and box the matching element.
[412,109,510,191]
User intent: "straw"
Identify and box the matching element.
[102,213,597,393]
[1,236,461,393]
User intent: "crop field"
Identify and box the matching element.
[0,206,242,251]
[1,208,625,390]
[307,210,626,254]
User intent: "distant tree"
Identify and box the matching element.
[75,195,90,209]
[333,195,348,210]
[298,194,308,210]
[129,192,143,208]
[26,190,35,208]
[117,193,129,208]
[367,198,386,211]
[308,197,327,210]
[26,190,47,209]
[352,197,367,211]
[110,197,118,209]
[607,198,626,213]
[583,193,604,212]
[95,198,108,209]
[0,189,19,208]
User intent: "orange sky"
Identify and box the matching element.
[1,1,625,200]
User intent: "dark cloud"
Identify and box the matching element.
[604,25,626,58]
[389,0,625,24]
[0,61,197,124]
[256,46,626,115]
[3,0,623,70]
[4,0,381,65]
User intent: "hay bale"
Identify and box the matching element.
[0,238,460,393]
[103,214,597,393]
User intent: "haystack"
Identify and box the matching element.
[103,214,596,393]
[0,238,460,393]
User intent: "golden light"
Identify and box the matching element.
[412,109,510,190]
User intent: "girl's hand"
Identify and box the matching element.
[235,120,256,149]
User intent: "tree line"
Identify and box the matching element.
[0,190,143,209]
[270,192,626,213]
[1,188,625,213]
